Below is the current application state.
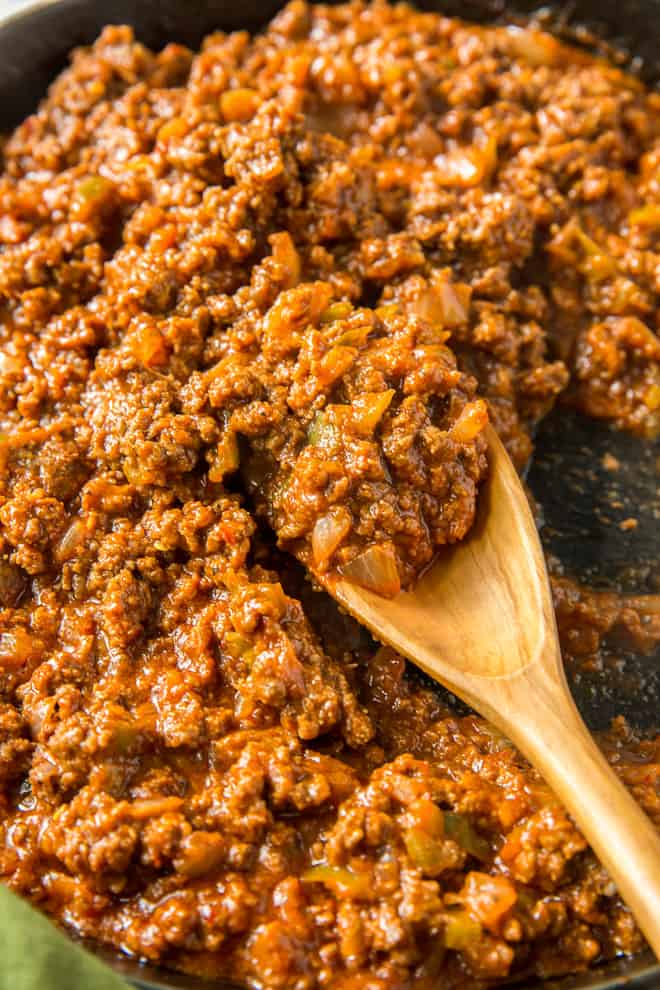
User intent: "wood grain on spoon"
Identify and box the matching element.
[326,423,660,958]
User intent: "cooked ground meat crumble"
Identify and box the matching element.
[0,2,658,988]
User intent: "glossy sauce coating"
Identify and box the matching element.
[0,3,659,988]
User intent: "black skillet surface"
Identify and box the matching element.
[528,410,660,732]
[0,1,658,988]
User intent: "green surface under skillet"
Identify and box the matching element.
[0,885,132,990]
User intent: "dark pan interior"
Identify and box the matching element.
[0,1,658,988]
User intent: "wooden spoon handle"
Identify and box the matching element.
[490,666,660,958]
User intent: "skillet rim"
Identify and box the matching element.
[0,2,657,989]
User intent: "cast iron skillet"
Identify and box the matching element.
[0,2,658,989]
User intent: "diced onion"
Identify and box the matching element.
[312,506,352,567]
[0,352,23,376]
[269,231,301,290]
[0,627,36,669]
[375,303,400,321]
[223,631,254,660]
[620,316,660,350]
[501,26,563,67]
[435,275,471,327]
[434,134,497,189]
[351,390,395,436]
[461,872,517,931]
[449,400,489,444]
[547,218,618,279]
[56,517,87,562]
[410,271,471,329]
[319,345,358,387]
[157,117,188,143]
[338,544,401,598]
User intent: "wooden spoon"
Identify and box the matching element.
[327,424,660,957]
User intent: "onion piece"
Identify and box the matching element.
[0,352,23,377]
[375,303,400,321]
[0,627,37,670]
[338,544,401,598]
[402,271,471,330]
[435,273,471,327]
[547,218,618,279]
[56,517,88,562]
[269,231,301,290]
[312,506,352,567]
[351,390,395,436]
[319,345,358,387]
[461,873,517,932]
[434,134,497,189]
[500,26,563,67]
[449,399,489,444]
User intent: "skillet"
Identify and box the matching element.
[0,2,657,988]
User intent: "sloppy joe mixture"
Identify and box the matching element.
[0,2,659,987]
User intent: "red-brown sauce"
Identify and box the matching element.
[0,3,659,987]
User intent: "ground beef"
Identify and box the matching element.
[0,4,659,989]
[183,276,487,591]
